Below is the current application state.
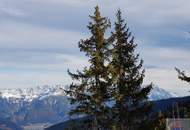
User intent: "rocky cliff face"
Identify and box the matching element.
[0,85,72,125]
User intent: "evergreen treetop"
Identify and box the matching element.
[65,6,112,129]
[110,10,152,130]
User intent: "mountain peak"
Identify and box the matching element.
[148,86,178,100]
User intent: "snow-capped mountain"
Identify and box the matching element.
[148,86,178,100]
[0,85,65,102]
[0,85,71,125]
[0,85,178,125]
[0,85,177,101]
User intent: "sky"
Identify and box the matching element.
[0,0,190,95]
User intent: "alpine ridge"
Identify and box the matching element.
[0,85,177,125]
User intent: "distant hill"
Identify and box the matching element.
[44,117,91,130]
[45,96,190,130]
[153,95,190,112]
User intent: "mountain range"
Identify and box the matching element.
[0,85,178,129]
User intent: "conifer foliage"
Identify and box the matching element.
[65,6,112,129]
[176,68,190,83]
[110,10,152,130]
[66,7,153,130]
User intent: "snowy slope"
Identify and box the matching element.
[0,85,65,102]
[0,85,177,102]
[148,86,178,100]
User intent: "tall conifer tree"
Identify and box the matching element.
[65,6,112,129]
[110,10,152,130]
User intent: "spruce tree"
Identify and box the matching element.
[176,68,190,84]
[110,10,152,130]
[65,6,112,129]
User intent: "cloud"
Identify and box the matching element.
[0,51,88,89]
[0,21,86,52]
[142,47,190,69]
[144,67,190,96]
[0,72,71,89]
[0,0,189,93]
[0,51,88,71]
[0,6,26,17]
